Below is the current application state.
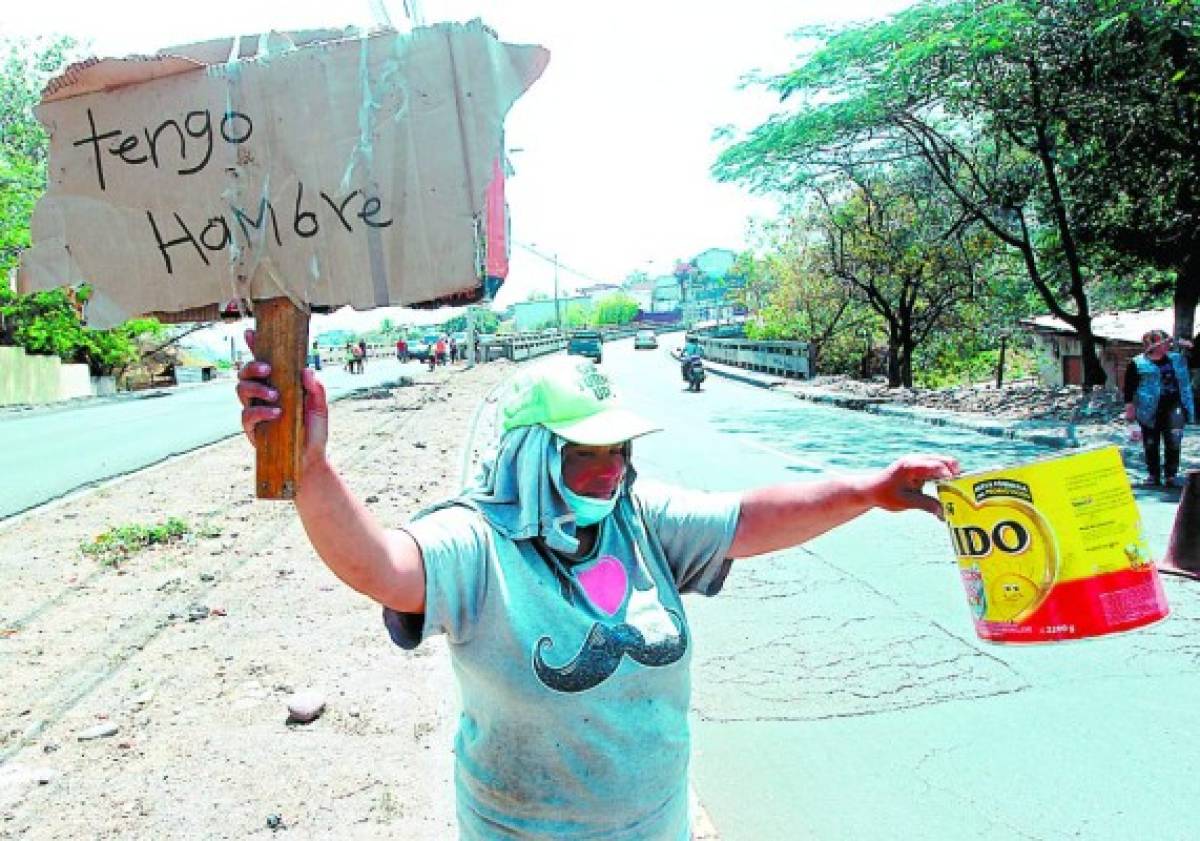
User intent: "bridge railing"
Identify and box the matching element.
[477,335,566,362]
[696,337,815,379]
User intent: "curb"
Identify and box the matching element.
[0,378,226,419]
[699,359,1118,453]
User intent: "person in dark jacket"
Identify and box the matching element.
[1123,329,1196,487]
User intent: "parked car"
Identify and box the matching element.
[633,329,658,350]
[567,329,603,363]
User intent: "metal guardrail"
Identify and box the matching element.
[482,328,638,362]
[474,335,564,362]
[506,336,567,361]
[697,337,815,379]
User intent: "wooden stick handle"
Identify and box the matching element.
[253,297,310,499]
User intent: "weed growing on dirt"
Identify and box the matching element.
[196,521,223,539]
[81,517,190,566]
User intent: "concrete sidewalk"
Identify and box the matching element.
[696,355,1200,474]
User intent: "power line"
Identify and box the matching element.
[512,241,614,289]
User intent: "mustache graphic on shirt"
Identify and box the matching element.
[532,609,687,693]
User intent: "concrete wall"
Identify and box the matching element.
[0,345,100,406]
[510,297,591,331]
[59,364,94,400]
[1,346,59,406]
[1029,335,1064,387]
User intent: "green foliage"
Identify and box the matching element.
[0,284,165,374]
[0,151,41,274]
[1046,0,1200,336]
[593,293,639,325]
[563,303,594,328]
[0,35,162,376]
[440,308,500,334]
[195,521,224,539]
[81,517,191,566]
[913,335,1035,388]
[715,0,1200,385]
[474,309,500,333]
[1,36,77,160]
[440,314,468,333]
[1,36,77,273]
[0,286,83,358]
[87,317,165,375]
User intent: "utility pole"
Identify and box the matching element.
[554,252,562,331]
[466,305,478,369]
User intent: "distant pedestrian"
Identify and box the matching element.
[358,340,368,373]
[308,340,322,371]
[344,343,355,373]
[1124,329,1195,487]
[449,337,459,363]
[435,336,448,367]
[396,337,409,363]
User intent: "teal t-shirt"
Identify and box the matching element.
[384,480,741,840]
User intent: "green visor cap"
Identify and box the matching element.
[500,357,661,445]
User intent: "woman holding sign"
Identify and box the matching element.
[237,345,957,840]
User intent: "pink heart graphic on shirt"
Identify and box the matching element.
[576,555,628,617]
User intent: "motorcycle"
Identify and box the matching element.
[682,355,705,392]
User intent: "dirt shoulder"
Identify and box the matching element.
[0,360,516,840]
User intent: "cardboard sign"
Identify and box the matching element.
[19,22,548,327]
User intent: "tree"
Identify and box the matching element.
[813,166,991,387]
[593,293,639,326]
[1049,1,1200,337]
[0,152,41,275]
[442,308,500,335]
[713,1,1152,388]
[0,284,164,375]
[471,308,500,334]
[441,314,468,333]
[734,214,874,375]
[728,247,776,316]
[1,35,77,275]
[563,303,594,328]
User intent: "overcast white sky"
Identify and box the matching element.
[5,0,912,337]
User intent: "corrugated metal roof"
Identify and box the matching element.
[1020,306,1197,343]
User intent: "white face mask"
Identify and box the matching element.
[560,484,618,527]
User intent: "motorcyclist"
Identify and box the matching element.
[680,334,704,388]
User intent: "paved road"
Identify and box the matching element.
[4,338,1195,839]
[598,339,1198,841]
[0,356,425,519]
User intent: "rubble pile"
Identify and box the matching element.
[800,376,1127,427]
